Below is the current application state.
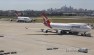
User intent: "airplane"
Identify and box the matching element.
[15,11,33,23]
[41,13,92,36]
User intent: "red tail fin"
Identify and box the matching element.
[41,13,51,28]
[15,11,22,17]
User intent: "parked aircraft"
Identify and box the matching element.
[15,11,33,23]
[41,13,92,36]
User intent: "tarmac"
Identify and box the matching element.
[0,21,94,55]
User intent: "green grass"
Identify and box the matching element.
[35,16,94,23]
[35,19,94,23]
[0,16,94,23]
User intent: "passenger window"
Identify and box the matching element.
[72,26,80,28]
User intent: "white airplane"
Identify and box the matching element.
[41,13,92,36]
[15,11,33,23]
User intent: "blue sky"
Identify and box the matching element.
[0,0,94,10]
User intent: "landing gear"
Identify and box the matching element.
[57,30,69,35]
[41,29,92,37]
[41,29,49,33]
[56,30,63,35]
[45,30,48,33]
[59,31,79,35]
[80,32,91,37]
[59,30,64,35]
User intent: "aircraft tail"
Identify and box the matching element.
[41,13,51,28]
[15,11,22,17]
